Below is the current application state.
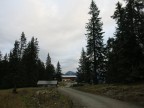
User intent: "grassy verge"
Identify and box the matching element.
[0,89,25,108]
[74,84,144,107]
[0,87,72,108]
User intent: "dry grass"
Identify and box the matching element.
[0,89,26,108]
[23,87,72,108]
[0,87,72,108]
[58,82,67,87]
[74,84,144,107]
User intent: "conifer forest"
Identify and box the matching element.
[77,0,144,84]
[0,32,62,89]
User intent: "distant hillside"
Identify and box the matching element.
[65,71,76,75]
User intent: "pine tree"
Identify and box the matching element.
[4,53,8,61]
[9,41,20,93]
[77,48,86,83]
[45,53,55,80]
[105,38,117,83]
[37,59,46,80]
[0,34,47,88]
[0,53,11,89]
[11,41,20,62]
[46,53,51,66]
[134,0,144,47]
[128,0,144,82]
[86,0,105,84]
[0,51,2,87]
[0,51,2,61]
[22,37,39,86]
[107,0,144,83]
[77,48,91,83]
[106,2,126,83]
[19,32,27,59]
[56,61,62,82]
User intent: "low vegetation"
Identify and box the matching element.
[74,84,144,107]
[0,87,72,108]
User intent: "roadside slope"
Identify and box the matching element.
[59,87,142,108]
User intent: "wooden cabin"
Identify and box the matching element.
[62,75,77,82]
[37,80,58,87]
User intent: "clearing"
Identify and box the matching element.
[0,87,72,108]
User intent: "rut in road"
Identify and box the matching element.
[59,87,142,108]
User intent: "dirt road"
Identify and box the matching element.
[59,87,142,108]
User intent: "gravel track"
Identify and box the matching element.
[58,87,142,108]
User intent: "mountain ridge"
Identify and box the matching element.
[65,71,76,75]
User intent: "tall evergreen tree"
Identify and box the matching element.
[86,0,105,84]
[77,48,86,83]
[107,0,144,83]
[37,59,46,80]
[77,48,91,83]
[0,33,47,89]
[124,0,144,82]
[46,53,51,66]
[19,32,27,59]
[22,37,39,86]
[0,51,2,61]
[0,53,10,89]
[56,61,62,81]
[105,38,117,83]
[0,51,3,87]
[106,2,126,83]
[4,53,8,62]
[45,53,55,80]
[9,41,20,92]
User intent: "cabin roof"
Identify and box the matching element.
[37,80,57,85]
[62,75,77,78]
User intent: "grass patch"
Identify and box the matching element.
[0,89,26,108]
[74,84,144,107]
[0,87,72,108]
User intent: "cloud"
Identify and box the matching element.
[0,0,124,73]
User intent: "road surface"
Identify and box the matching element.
[59,87,142,108]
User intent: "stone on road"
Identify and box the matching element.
[59,87,142,108]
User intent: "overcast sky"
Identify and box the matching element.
[0,0,125,73]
